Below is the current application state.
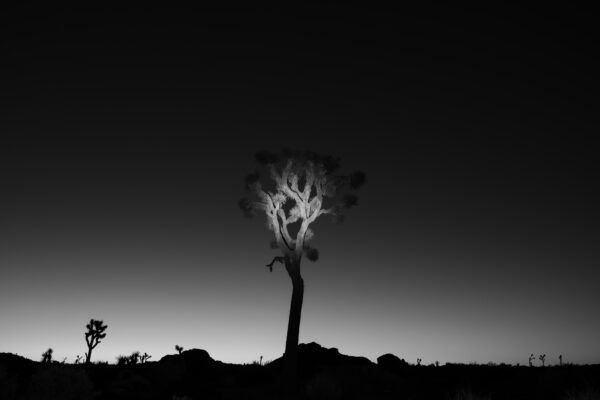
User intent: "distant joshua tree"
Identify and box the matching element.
[41,348,53,364]
[539,354,546,367]
[559,354,563,366]
[75,355,83,364]
[129,351,140,365]
[239,149,365,382]
[435,361,439,367]
[175,345,184,355]
[84,319,108,364]
[417,358,422,366]
[529,354,535,367]
[140,352,151,363]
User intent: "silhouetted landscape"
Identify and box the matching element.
[2,343,600,399]
[2,3,599,400]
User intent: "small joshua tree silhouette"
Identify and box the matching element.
[75,355,83,364]
[435,361,439,367]
[85,319,108,364]
[175,345,184,355]
[559,354,563,366]
[41,348,53,364]
[417,358,422,366]
[140,352,151,363]
[129,351,140,365]
[539,354,546,367]
[529,354,535,367]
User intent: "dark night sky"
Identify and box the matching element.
[1,4,599,365]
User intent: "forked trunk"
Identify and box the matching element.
[283,256,304,387]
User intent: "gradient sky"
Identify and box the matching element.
[1,4,599,366]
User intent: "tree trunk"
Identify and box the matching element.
[283,257,304,387]
[85,349,91,364]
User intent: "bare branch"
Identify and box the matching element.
[276,161,304,206]
[265,256,285,272]
[302,163,316,201]
[295,220,310,255]
[307,196,322,223]
[268,212,287,250]
[317,205,342,220]
[277,209,295,248]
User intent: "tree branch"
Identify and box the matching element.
[277,209,295,248]
[318,206,337,217]
[302,164,316,201]
[265,256,285,272]
[274,161,304,206]
[295,220,310,255]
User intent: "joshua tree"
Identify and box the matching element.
[417,358,422,366]
[129,351,140,365]
[559,354,563,366]
[529,353,535,367]
[175,345,184,355]
[140,352,151,363]
[239,149,365,381]
[75,355,83,364]
[539,354,546,367]
[84,319,108,364]
[41,348,53,364]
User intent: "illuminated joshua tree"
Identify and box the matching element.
[84,319,108,364]
[239,149,365,380]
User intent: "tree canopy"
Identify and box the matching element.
[239,149,366,265]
